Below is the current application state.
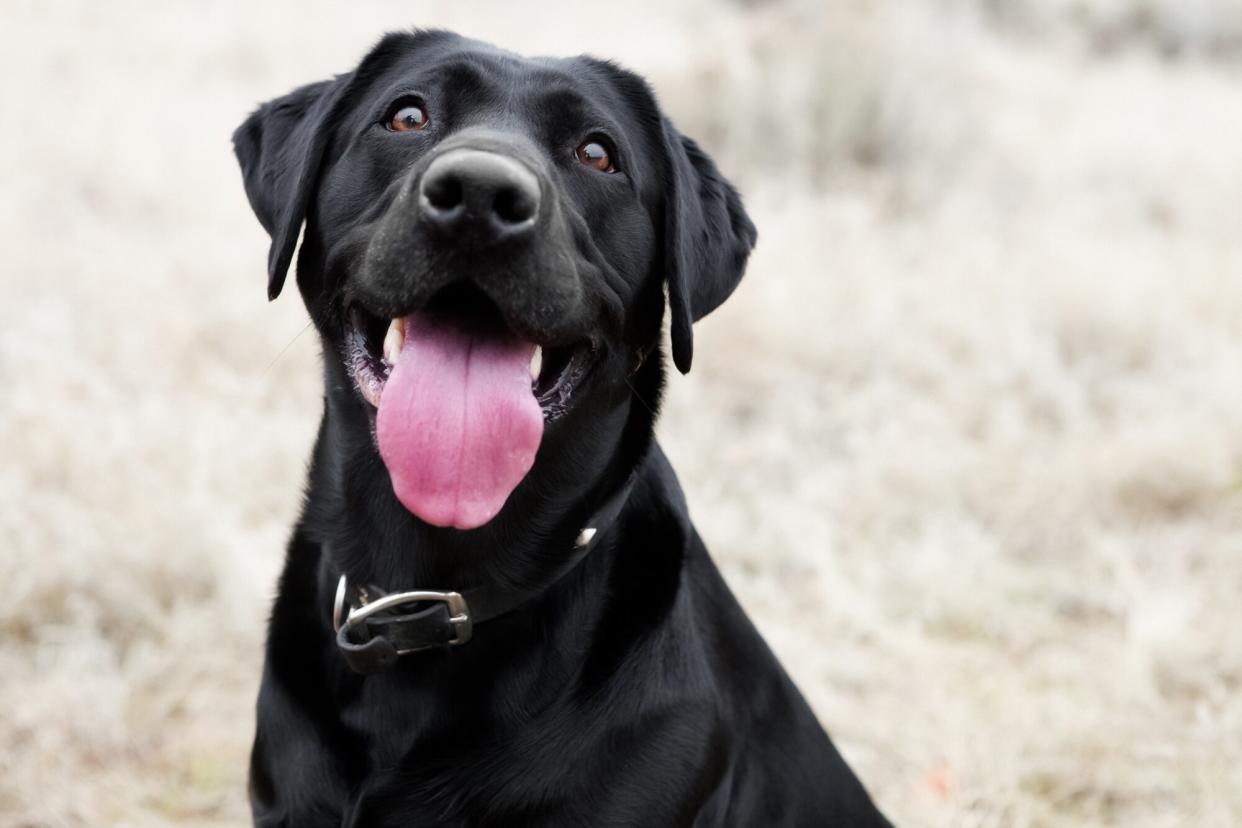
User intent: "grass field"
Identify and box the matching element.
[2,1,1241,825]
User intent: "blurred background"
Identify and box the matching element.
[3,0,1241,825]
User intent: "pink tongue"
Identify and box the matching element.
[376,315,543,529]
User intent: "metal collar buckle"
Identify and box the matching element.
[333,575,473,651]
[330,471,637,672]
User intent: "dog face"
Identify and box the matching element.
[234,31,755,530]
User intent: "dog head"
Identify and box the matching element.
[234,31,755,530]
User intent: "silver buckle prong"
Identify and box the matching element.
[333,574,348,633]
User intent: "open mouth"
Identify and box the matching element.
[341,284,597,529]
[344,285,596,423]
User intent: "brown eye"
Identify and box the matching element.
[388,102,429,132]
[576,140,616,173]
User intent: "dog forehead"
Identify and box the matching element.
[362,34,639,123]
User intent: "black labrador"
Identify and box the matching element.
[234,30,891,827]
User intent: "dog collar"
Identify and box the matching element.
[333,474,636,674]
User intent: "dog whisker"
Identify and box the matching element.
[261,320,314,376]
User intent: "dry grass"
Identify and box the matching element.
[3,0,1241,825]
[972,0,1242,58]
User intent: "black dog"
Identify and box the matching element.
[234,30,891,827]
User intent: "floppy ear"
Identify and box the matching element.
[232,76,349,300]
[662,120,757,374]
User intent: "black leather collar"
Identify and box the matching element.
[333,474,636,674]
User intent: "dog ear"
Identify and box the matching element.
[233,76,348,300]
[662,120,757,374]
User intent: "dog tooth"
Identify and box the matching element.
[530,346,543,381]
[383,319,404,365]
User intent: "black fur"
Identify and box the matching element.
[234,30,890,827]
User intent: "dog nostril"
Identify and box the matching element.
[493,186,537,225]
[423,173,463,213]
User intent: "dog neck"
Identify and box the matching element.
[302,349,663,620]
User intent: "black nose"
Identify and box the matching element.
[419,149,541,242]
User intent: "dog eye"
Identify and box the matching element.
[387,100,429,132]
[575,140,616,173]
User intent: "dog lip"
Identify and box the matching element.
[532,339,598,422]
[344,306,387,408]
